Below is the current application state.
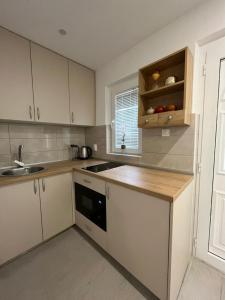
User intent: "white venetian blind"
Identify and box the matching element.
[114,87,139,151]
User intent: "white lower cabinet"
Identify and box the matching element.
[107,183,170,300]
[40,173,73,240]
[76,211,107,250]
[0,180,42,265]
[0,172,74,265]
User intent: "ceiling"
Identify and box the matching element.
[0,0,206,70]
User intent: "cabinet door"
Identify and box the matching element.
[40,173,73,240]
[0,180,42,265]
[107,183,170,300]
[31,43,70,124]
[69,60,95,126]
[0,28,34,121]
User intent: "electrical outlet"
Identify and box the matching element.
[162,129,170,137]
[93,144,98,151]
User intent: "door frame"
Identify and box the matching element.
[195,36,225,273]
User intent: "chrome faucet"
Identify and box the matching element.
[14,145,25,167]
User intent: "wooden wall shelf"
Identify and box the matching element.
[140,80,184,99]
[138,48,193,128]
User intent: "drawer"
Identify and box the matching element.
[158,110,184,127]
[140,114,158,128]
[75,211,107,250]
[73,171,106,195]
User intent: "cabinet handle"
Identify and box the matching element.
[145,119,149,124]
[29,105,33,120]
[42,178,46,192]
[33,180,37,194]
[37,107,40,120]
[83,179,91,184]
[168,115,173,121]
[71,112,74,123]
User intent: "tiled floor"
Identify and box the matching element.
[0,227,156,300]
[178,257,225,300]
[0,227,224,300]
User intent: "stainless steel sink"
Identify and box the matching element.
[0,166,46,176]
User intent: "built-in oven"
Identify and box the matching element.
[75,182,107,231]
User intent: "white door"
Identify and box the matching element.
[68,60,95,126]
[197,36,225,272]
[107,183,170,300]
[0,180,42,265]
[40,173,73,240]
[0,28,34,121]
[31,43,70,124]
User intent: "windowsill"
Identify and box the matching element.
[108,152,142,158]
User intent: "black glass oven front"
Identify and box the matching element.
[75,183,106,231]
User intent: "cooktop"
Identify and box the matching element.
[82,162,124,173]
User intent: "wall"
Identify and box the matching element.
[96,0,225,125]
[0,123,85,168]
[86,115,197,174]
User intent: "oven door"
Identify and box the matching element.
[75,183,106,231]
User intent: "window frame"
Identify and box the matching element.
[110,76,142,155]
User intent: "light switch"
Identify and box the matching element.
[93,144,98,151]
[162,129,170,137]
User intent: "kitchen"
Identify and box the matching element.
[0,0,225,299]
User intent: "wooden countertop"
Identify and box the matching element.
[0,159,193,202]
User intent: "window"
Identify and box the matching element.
[111,86,141,154]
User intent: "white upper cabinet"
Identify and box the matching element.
[0,28,34,121]
[69,60,95,126]
[31,43,70,124]
[0,28,95,125]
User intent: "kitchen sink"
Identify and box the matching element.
[0,166,46,176]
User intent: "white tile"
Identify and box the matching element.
[0,138,10,155]
[178,258,222,300]
[70,127,85,135]
[56,126,71,138]
[70,134,85,146]
[10,138,58,153]
[0,228,154,300]
[142,134,195,156]
[56,137,71,150]
[13,151,59,164]
[0,154,11,168]
[58,149,71,161]
[0,123,9,138]
[9,124,57,139]
[141,153,194,173]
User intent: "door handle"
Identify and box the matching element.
[33,180,37,194]
[42,178,46,192]
[37,107,40,120]
[29,105,33,120]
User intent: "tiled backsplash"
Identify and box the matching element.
[0,123,85,168]
[0,115,198,173]
[85,115,198,173]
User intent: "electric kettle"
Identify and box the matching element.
[79,146,92,160]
